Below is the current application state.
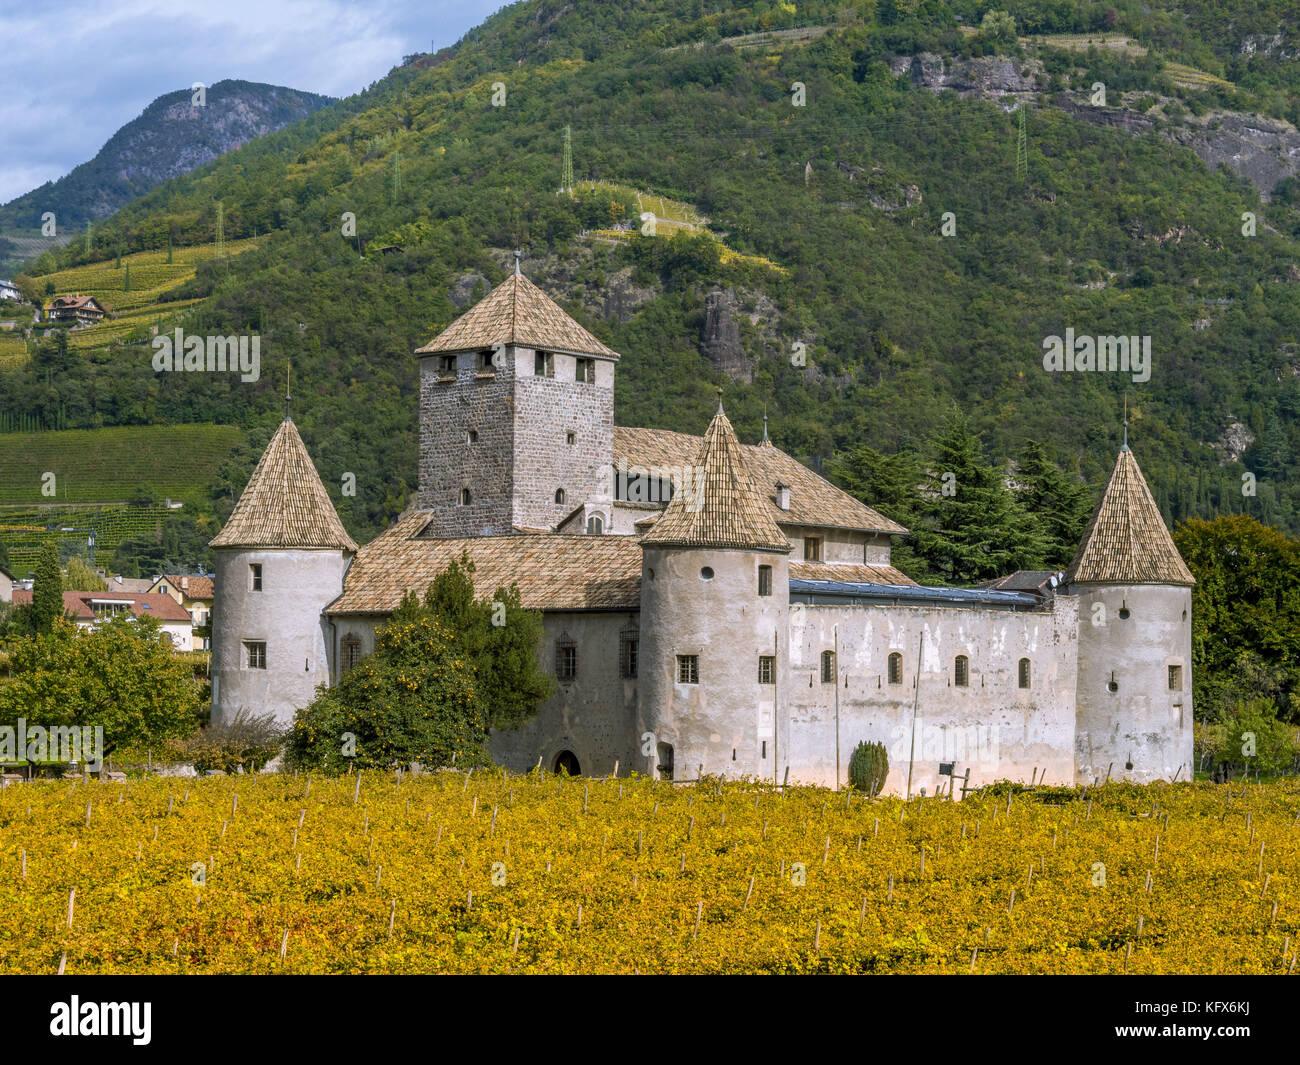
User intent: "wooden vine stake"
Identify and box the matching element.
[67,887,75,929]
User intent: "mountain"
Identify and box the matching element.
[0,79,335,270]
[7,0,1300,563]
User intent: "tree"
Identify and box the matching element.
[908,410,1048,584]
[63,554,107,592]
[30,541,63,634]
[0,614,201,759]
[1172,515,1300,722]
[980,10,1017,44]
[285,613,484,773]
[408,552,554,729]
[827,444,925,576]
[1016,440,1092,568]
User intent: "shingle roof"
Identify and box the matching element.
[414,271,618,358]
[641,405,792,552]
[1064,448,1194,586]
[788,561,917,586]
[13,589,193,623]
[327,512,643,614]
[161,574,214,599]
[615,427,906,535]
[210,418,358,551]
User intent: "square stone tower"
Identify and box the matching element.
[414,268,619,537]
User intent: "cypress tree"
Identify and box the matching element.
[30,541,63,633]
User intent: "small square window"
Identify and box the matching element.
[677,654,699,684]
[804,537,822,562]
[439,355,455,375]
[535,351,554,377]
[566,431,576,445]
[576,357,595,383]
[758,565,772,597]
[758,655,775,684]
[249,563,262,591]
[479,349,497,372]
[244,640,266,669]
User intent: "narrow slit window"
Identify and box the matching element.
[1168,664,1183,691]
[821,650,835,684]
[1018,658,1031,689]
[955,655,969,687]
[758,564,772,597]
[887,652,902,684]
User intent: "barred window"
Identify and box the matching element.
[555,636,577,680]
[888,652,903,684]
[677,655,699,684]
[821,649,835,684]
[955,655,969,687]
[758,655,775,685]
[620,635,638,678]
[244,641,266,670]
[1168,664,1183,691]
[1018,658,1031,689]
[342,636,362,675]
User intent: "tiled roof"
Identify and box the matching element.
[641,405,792,552]
[13,589,192,623]
[1064,448,1195,586]
[414,271,618,358]
[45,295,103,311]
[978,570,1063,595]
[615,427,906,535]
[161,574,214,599]
[107,576,155,593]
[788,561,917,585]
[210,418,358,551]
[327,513,643,614]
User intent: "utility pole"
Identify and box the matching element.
[905,631,924,800]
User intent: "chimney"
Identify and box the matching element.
[181,577,189,593]
[775,483,790,511]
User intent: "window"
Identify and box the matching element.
[566,431,576,445]
[954,655,969,687]
[342,635,362,675]
[555,636,577,680]
[249,563,262,591]
[677,655,699,684]
[478,349,497,372]
[555,488,566,505]
[758,565,772,597]
[467,429,478,443]
[244,640,266,670]
[460,488,471,505]
[821,650,835,683]
[758,655,775,684]
[887,652,903,684]
[700,566,714,580]
[587,515,604,535]
[535,350,554,377]
[438,355,455,375]
[1018,658,1031,689]
[576,357,595,383]
[620,635,638,678]
[656,742,674,781]
[1168,664,1183,691]
[804,537,822,562]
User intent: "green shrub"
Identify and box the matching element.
[166,709,285,774]
[848,740,889,796]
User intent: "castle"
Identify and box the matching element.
[209,267,1195,794]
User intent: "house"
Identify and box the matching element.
[210,268,1195,793]
[108,574,156,594]
[44,295,106,326]
[0,565,14,603]
[12,590,194,650]
[0,280,21,302]
[148,574,215,650]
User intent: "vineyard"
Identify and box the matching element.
[1,773,1296,974]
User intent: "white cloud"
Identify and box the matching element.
[0,0,503,205]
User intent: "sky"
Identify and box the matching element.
[0,0,507,205]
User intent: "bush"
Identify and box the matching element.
[165,709,285,774]
[848,740,889,796]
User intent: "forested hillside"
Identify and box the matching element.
[9,0,1300,562]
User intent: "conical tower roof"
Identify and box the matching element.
[642,403,791,552]
[414,270,617,358]
[1064,447,1193,586]
[210,418,357,551]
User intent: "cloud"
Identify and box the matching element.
[0,0,503,205]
